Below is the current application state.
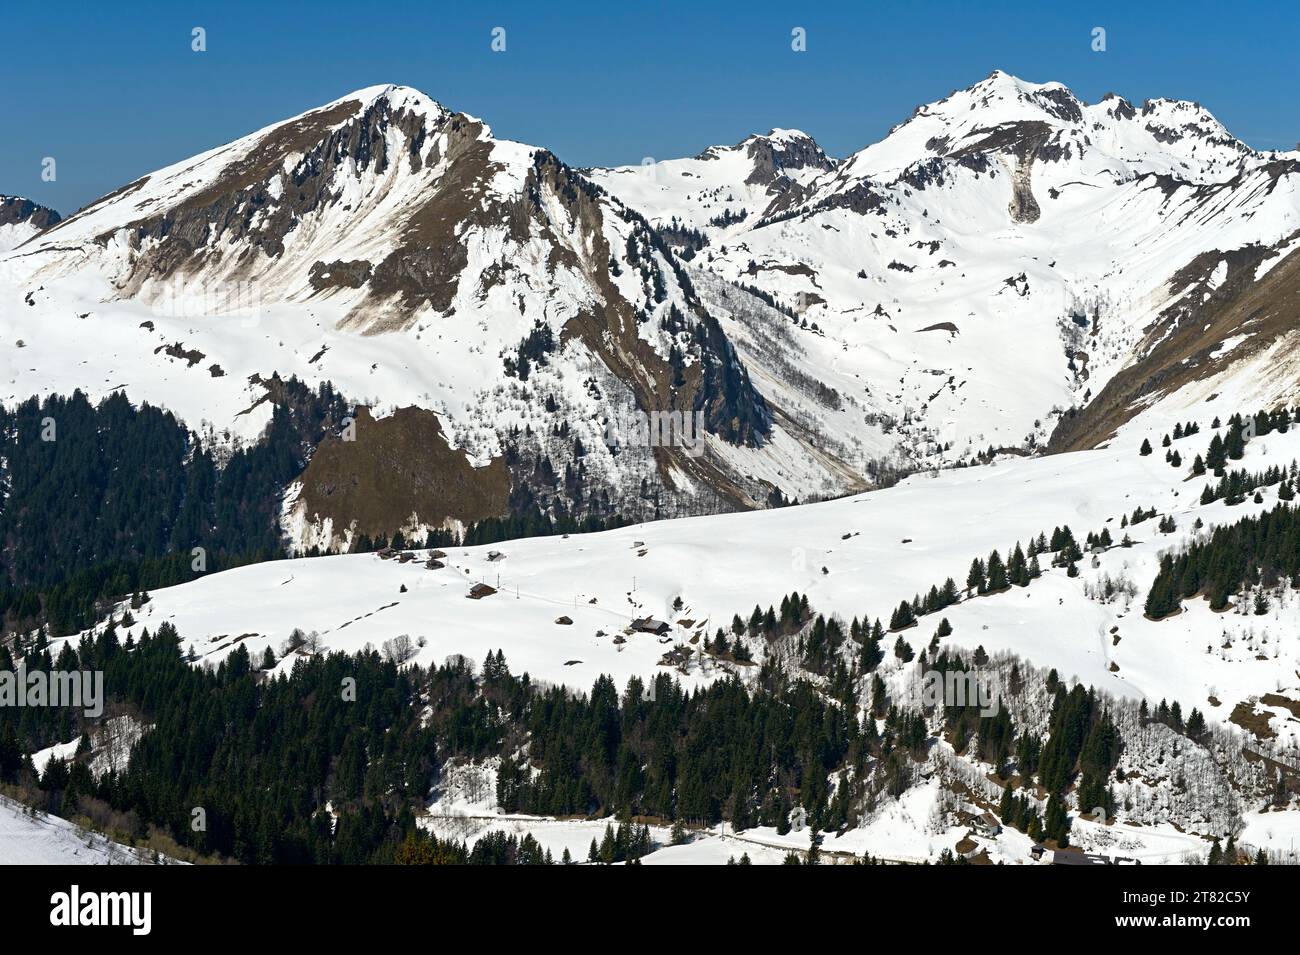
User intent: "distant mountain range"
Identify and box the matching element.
[5,69,1300,871]
[3,70,1299,550]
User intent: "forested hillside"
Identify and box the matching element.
[0,382,348,635]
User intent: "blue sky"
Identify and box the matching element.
[4,0,1298,214]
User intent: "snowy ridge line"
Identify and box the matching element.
[6,71,1300,533]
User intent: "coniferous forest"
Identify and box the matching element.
[4,619,875,863]
[1,394,1292,867]
[0,386,633,638]
[0,383,348,636]
[1145,502,1300,618]
[0,596,1169,865]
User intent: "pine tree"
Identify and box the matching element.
[1008,543,1028,586]
[986,550,1008,591]
[1044,794,1071,846]
[1207,433,1226,473]
[599,823,616,864]
[1225,421,1246,460]
[670,819,688,845]
[893,636,914,663]
[889,600,915,631]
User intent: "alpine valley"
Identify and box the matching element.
[3,71,1300,866]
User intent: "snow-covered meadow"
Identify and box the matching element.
[84,407,1300,743]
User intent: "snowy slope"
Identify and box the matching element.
[78,398,1300,745]
[0,86,868,544]
[0,222,40,256]
[596,71,1300,467]
[585,128,835,239]
[4,73,1299,540]
[0,795,166,865]
[44,361,1300,862]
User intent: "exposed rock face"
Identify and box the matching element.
[1050,238,1300,451]
[309,260,372,290]
[288,406,510,547]
[743,131,836,187]
[1099,92,1137,121]
[0,196,61,231]
[691,308,771,447]
[950,120,1054,223]
[100,98,365,280]
[741,132,837,219]
[0,196,62,253]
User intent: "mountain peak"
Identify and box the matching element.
[975,68,1063,92]
[1136,96,1242,150]
[0,195,61,228]
[752,128,816,145]
[741,128,835,179]
[952,70,1084,124]
[0,195,61,254]
[319,83,458,128]
[829,69,1261,187]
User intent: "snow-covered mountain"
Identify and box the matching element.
[0,196,60,255]
[597,70,1300,466]
[0,86,867,550]
[585,128,835,241]
[3,72,1300,551]
[6,71,1300,866]
[67,398,1300,863]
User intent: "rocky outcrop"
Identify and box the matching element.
[743,132,835,187]
[0,196,61,231]
[287,406,510,549]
